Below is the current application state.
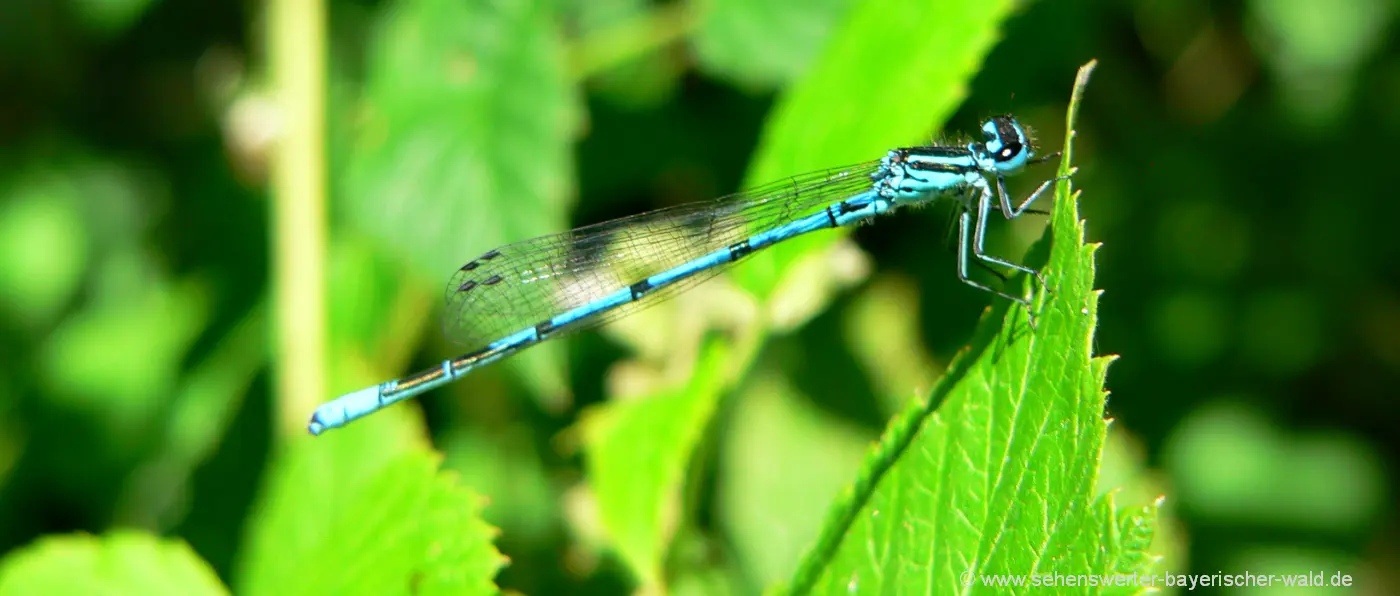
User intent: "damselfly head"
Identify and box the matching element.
[978,115,1034,173]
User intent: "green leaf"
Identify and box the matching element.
[1165,400,1385,534]
[842,274,943,417]
[238,422,505,596]
[691,0,858,89]
[0,171,88,326]
[787,61,1161,595]
[0,531,226,596]
[440,426,563,544]
[718,371,873,588]
[69,0,157,37]
[1098,423,1185,580]
[735,0,1020,301]
[344,0,579,279]
[567,0,686,107]
[40,278,208,440]
[0,381,18,489]
[582,338,733,588]
[111,302,266,525]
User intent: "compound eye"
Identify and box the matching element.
[997,141,1024,162]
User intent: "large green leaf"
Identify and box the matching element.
[0,531,226,596]
[238,416,505,596]
[788,61,1161,595]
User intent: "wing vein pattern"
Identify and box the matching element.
[442,162,880,348]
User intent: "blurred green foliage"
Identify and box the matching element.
[0,0,1396,594]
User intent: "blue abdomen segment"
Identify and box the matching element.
[309,350,517,434]
[309,360,466,434]
[642,247,737,290]
[308,384,387,435]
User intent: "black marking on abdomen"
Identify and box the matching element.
[837,200,864,215]
[727,240,752,260]
[825,206,839,227]
[536,319,556,337]
[630,279,653,300]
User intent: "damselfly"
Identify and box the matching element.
[309,115,1070,435]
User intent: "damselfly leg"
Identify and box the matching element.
[957,155,1075,306]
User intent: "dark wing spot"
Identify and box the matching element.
[480,248,502,260]
[482,274,504,285]
[457,280,478,293]
[460,261,480,271]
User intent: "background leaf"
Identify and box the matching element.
[691,0,858,89]
[582,338,733,587]
[718,370,873,588]
[0,531,226,596]
[344,0,579,280]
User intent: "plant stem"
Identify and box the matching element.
[267,0,326,438]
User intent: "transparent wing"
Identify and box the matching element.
[442,161,882,348]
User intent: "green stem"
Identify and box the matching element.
[267,0,327,438]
